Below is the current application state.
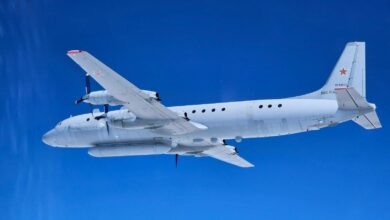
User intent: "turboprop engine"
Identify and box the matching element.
[81,90,124,105]
[106,109,137,128]
[77,90,160,106]
[104,109,162,129]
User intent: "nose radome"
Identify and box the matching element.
[42,129,56,146]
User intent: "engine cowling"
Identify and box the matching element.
[107,109,136,121]
[104,109,166,129]
[81,90,160,106]
[141,90,161,101]
[106,109,138,128]
[83,90,124,106]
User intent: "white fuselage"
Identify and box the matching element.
[43,97,357,148]
[41,42,379,166]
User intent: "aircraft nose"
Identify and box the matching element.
[42,129,57,146]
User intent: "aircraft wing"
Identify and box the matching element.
[67,50,200,135]
[201,144,254,168]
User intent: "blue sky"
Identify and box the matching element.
[1,0,390,219]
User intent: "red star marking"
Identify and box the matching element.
[340,68,347,75]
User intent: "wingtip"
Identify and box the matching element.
[346,42,365,47]
[67,50,83,55]
[244,163,255,168]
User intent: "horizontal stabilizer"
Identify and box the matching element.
[335,88,382,129]
[353,111,382,129]
[335,88,372,110]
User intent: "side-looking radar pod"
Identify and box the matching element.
[88,145,171,157]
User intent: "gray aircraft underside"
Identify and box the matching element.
[42,42,381,168]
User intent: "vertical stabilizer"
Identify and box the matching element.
[297,42,380,129]
[320,42,366,98]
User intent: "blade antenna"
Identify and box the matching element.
[175,154,179,168]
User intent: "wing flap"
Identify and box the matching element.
[202,145,254,168]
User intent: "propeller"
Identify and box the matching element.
[75,74,110,118]
[75,73,111,122]
[85,73,91,94]
[94,104,109,120]
[75,73,91,104]
[175,154,179,168]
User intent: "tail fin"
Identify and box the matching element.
[321,42,366,98]
[302,42,382,129]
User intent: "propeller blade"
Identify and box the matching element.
[75,94,88,104]
[75,97,84,104]
[105,121,110,135]
[85,74,91,94]
[95,105,109,120]
[95,114,106,120]
[175,154,179,168]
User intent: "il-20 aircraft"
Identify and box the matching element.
[42,42,381,167]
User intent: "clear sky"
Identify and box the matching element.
[1,0,390,219]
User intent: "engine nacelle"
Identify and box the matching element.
[107,109,136,121]
[141,90,161,101]
[104,109,167,129]
[83,90,125,106]
[106,109,160,129]
[82,90,160,106]
[106,109,139,128]
[88,145,171,157]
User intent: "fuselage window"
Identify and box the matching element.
[222,107,226,111]
[268,104,272,108]
[259,105,263,109]
[202,109,206,113]
[212,108,215,112]
[86,118,90,121]
[278,104,282,108]
[192,110,196,114]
